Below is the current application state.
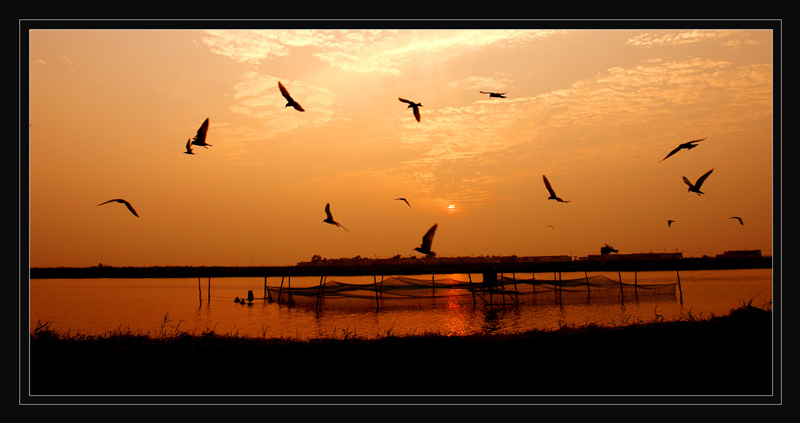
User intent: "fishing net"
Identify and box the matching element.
[266,274,677,310]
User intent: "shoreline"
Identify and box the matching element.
[28,255,772,279]
[25,303,776,402]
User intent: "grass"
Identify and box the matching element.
[26,301,775,401]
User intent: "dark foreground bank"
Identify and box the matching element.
[25,304,777,403]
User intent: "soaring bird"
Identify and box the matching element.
[683,168,714,195]
[97,198,139,217]
[414,223,438,257]
[480,91,507,98]
[183,138,194,155]
[398,98,422,122]
[667,219,675,227]
[659,136,708,163]
[395,197,411,207]
[323,203,348,231]
[730,216,744,225]
[190,118,211,149]
[278,81,304,112]
[542,174,570,203]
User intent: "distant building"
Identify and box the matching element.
[581,252,683,262]
[716,250,762,258]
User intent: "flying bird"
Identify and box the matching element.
[414,224,438,257]
[398,98,422,122]
[323,203,348,232]
[183,138,194,155]
[190,118,211,149]
[683,168,714,195]
[546,225,555,229]
[278,81,304,112]
[480,91,507,98]
[542,175,570,203]
[395,197,411,207]
[659,136,708,163]
[97,198,139,217]
[730,216,744,225]
[667,219,675,227]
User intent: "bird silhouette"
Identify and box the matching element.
[323,203,348,231]
[659,136,707,163]
[546,225,555,229]
[542,175,570,203]
[667,219,675,227]
[190,118,211,149]
[184,138,194,155]
[398,98,422,122]
[97,198,139,217]
[480,91,507,98]
[683,168,714,195]
[278,81,304,112]
[600,244,618,255]
[730,216,744,225]
[414,223,438,257]
[395,197,411,207]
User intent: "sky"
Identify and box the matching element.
[25,23,778,268]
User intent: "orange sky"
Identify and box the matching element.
[26,24,777,268]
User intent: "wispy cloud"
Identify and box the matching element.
[202,29,559,75]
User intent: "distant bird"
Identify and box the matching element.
[542,174,570,203]
[97,198,139,217]
[190,118,211,149]
[659,136,708,163]
[183,138,194,155]
[414,224,438,257]
[683,168,714,195]
[667,219,675,227]
[323,203,348,232]
[278,81,304,112]
[730,216,744,225]
[546,225,555,229]
[600,244,618,255]
[398,98,422,122]
[480,91,507,98]
[395,197,411,207]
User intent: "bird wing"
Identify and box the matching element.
[694,168,714,189]
[122,200,139,217]
[278,81,294,101]
[412,106,421,122]
[97,199,118,206]
[325,203,334,220]
[185,138,193,152]
[688,136,708,144]
[398,97,413,105]
[682,176,693,188]
[542,175,557,197]
[659,145,683,162]
[396,197,410,207]
[421,224,437,250]
[292,102,305,112]
[194,118,209,141]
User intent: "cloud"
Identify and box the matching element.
[202,29,559,75]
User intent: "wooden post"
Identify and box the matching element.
[198,277,202,305]
[468,273,476,305]
[676,269,683,304]
[278,276,285,304]
[316,275,325,311]
[585,271,590,300]
[634,271,639,300]
[618,271,624,304]
[373,274,380,311]
[207,277,211,302]
[263,276,267,300]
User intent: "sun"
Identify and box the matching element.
[448,204,455,211]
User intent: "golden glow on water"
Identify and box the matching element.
[29,269,772,339]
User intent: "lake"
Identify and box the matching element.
[28,268,773,340]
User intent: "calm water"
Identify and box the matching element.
[28,268,773,340]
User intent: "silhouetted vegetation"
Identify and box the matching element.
[27,302,775,401]
[29,255,771,279]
